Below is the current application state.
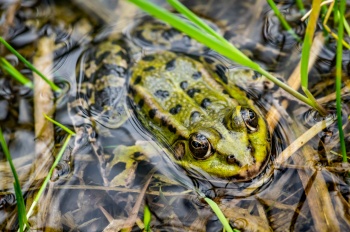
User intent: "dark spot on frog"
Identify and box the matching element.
[96,64,126,78]
[133,152,142,158]
[253,71,262,80]
[180,81,188,90]
[170,104,182,115]
[201,98,211,109]
[134,30,153,46]
[192,71,202,80]
[174,141,186,160]
[237,86,245,92]
[142,55,155,61]
[204,57,215,64]
[115,50,128,61]
[161,116,167,126]
[165,59,176,71]
[143,66,155,72]
[190,111,200,123]
[138,99,144,108]
[215,64,228,84]
[133,75,142,85]
[96,51,111,65]
[154,89,170,100]
[222,89,228,95]
[161,28,179,40]
[149,109,157,119]
[187,88,201,98]
[129,86,136,96]
[168,124,177,133]
[108,162,126,179]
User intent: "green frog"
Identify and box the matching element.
[69,18,271,183]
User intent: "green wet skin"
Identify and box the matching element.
[130,51,270,180]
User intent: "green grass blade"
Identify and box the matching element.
[143,204,151,231]
[301,86,327,115]
[342,14,350,37]
[296,0,306,14]
[13,182,27,232]
[166,0,226,43]
[0,57,33,88]
[301,0,321,89]
[44,114,76,135]
[266,0,301,42]
[332,0,339,26]
[204,197,239,232]
[0,37,61,93]
[335,0,347,162]
[0,127,29,231]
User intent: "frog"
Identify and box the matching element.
[67,16,271,185]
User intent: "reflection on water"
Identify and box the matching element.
[0,0,350,231]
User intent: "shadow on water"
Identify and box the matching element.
[0,0,350,231]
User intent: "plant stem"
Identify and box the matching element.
[335,0,347,162]
[301,0,321,89]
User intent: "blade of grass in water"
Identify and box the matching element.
[0,37,61,93]
[300,0,327,115]
[301,0,321,89]
[335,0,347,162]
[266,0,301,42]
[166,0,226,43]
[128,0,322,112]
[0,57,33,88]
[204,197,239,232]
[44,114,76,135]
[0,127,29,231]
[296,0,306,15]
[143,204,151,231]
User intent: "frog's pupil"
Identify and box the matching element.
[249,110,255,120]
[192,141,203,148]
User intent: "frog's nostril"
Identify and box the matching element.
[227,155,241,167]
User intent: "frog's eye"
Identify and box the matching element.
[189,133,212,159]
[241,108,258,132]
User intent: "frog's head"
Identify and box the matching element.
[172,106,270,180]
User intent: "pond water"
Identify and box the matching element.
[0,0,350,231]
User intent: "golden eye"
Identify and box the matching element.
[189,133,212,159]
[241,108,258,132]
